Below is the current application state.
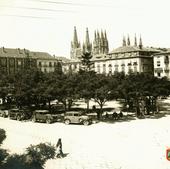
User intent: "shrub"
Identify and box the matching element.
[25,143,56,166]
[0,149,9,165]
[0,129,6,145]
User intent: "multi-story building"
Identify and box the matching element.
[0,47,61,74]
[105,39,159,75]
[153,50,170,79]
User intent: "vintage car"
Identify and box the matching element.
[8,109,25,120]
[64,111,92,125]
[32,110,63,124]
[0,109,9,118]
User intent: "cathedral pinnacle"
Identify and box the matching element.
[85,27,90,46]
[127,35,130,46]
[139,35,143,49]
[134,34,137,46]
[71,26,80,48]
[122,36,126,46]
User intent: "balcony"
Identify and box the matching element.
[164,67,169,73]
[154,68,163,73]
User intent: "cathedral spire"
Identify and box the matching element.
[104,30,107,40]
[101,30,104,40]
[134,34,137,46]
[72,26,79,48]
[139,35,143,49]
[94,30,97,40]
[127,35,130,46]
[104,30,109,54]
[97,30,100,41]
[84,28,92,53]
[85,27,90,46]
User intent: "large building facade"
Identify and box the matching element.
[153,50,170,79]
[63,28,160,75]
[0,47,61,74]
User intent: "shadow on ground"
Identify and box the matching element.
[101,114,137,124]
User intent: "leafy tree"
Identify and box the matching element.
[118,73,170,116]
[0,149,8,166]
[0,129,56,169]
[25,143,56,167]
[0,129,6,145]
[92,74,111,118]
[0,129,8,166]
[12,67,46,108]
[77,70,96,112]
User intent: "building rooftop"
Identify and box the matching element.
[0,47,59,60]
[109,46,160,54]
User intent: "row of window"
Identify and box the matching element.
[0,58,37,68]
[156,55,170,67]
[97,64,138,73]
[38,61,57,67]
[0,58,23,66]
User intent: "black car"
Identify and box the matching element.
[8,108,32,121]
[32,110,63,124]
[0,109,9,118]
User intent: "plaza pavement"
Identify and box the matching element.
[1,99,170,169]
[1,114,170,169]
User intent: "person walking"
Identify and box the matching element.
[56,138,63,158]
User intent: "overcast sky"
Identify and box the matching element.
[0,0,170,57]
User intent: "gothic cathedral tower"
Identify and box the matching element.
[70,26,81,59]
[93,30,109,55]
[70,27,109,59]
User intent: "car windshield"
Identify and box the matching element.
[66,112,83,116]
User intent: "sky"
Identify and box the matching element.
[0,0,170,58]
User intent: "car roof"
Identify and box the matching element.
[10,108,20,111]
[34,110,49,113]
[65,111,82,114]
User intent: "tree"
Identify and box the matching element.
[92,74,111,119]
[81,52,93,72]
[0,129,8,166]
[11,67,46,108]
[118,73,170,116]
[77,70,96,112]
[0,129,6,146]
[0,128,56,169]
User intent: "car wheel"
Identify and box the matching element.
[32,117,36,122]
[17,116,21,121]
[64,119,70,125]
[79,118,83,123]
[83,120,89,126]
[46,118,52,124]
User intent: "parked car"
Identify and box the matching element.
[32,110,63,124]
[8,108,27,120]
[50,104,65,113]
[0,109,9,118]
[64,111,92,125]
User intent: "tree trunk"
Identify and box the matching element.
[61,100,67,111]
[48,99,51,111]
[68,99,73,111]
[99,104,103,120]
[86,99,90,113]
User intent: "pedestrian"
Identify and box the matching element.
[56,138,63,158]
[112,111,118,120]
[119,111,123,119]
